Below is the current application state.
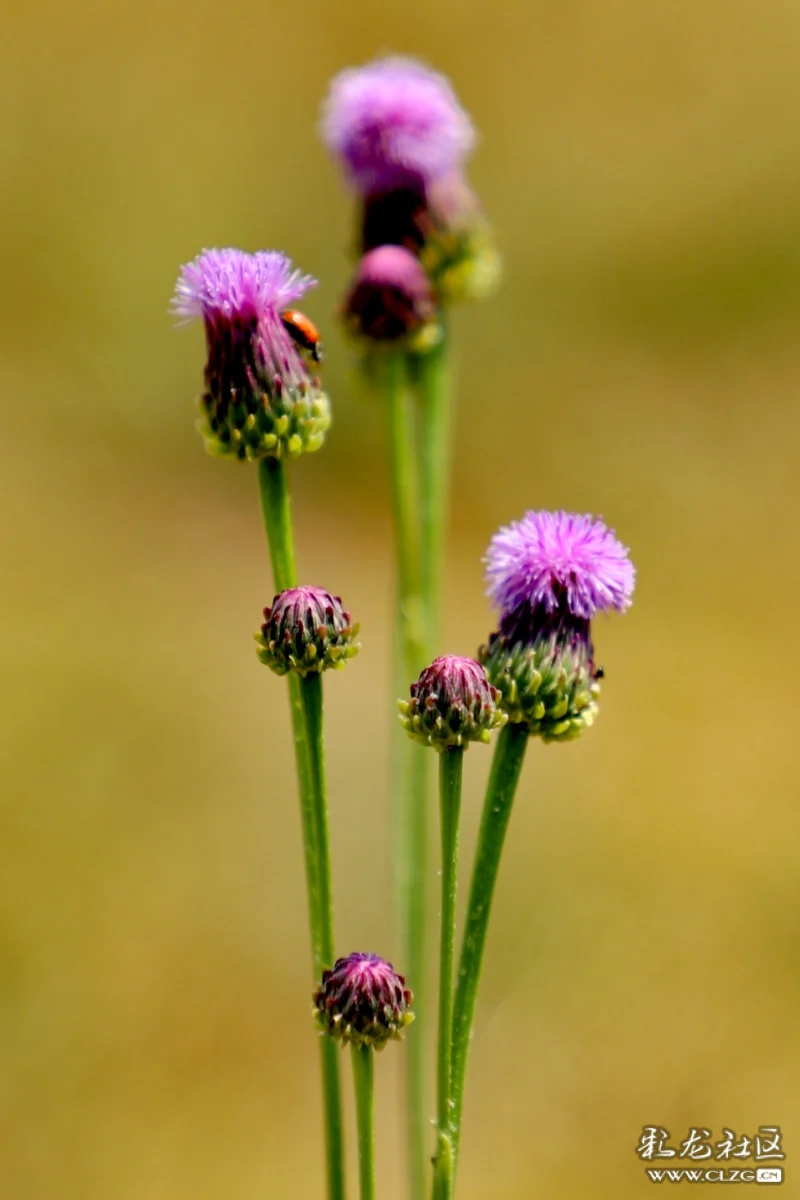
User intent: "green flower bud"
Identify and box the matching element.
[479,624,600,742]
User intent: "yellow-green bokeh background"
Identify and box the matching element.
[3,2,799,1197]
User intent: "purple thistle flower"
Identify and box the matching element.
[485,510,635,622]
[321,56,475,196]
[400,655,505,750]
[343,245,435,342]
[171,248,330,461]
[314,953,414,1049]
[479,511,635,741]
[172,247,316,325]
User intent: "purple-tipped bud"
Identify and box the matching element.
[255,587,359,677]
[343,246,436,343]
[314,953,414,1050]
[480,511,635,741]
[171,248,331,461]
[399,655,506,751]
[321,57,474,197]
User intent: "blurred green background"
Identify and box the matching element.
[2,1,799,1196]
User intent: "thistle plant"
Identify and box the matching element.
[171,54,637,1200]
[323,58,499,1197]
[450,511,635,1176]
[172,247,346,1200]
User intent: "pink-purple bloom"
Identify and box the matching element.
[172,247,316,325]
[321,57,475,196]
[314,952,414,1048]
[485,511,635,622]
[479,511,634,739]
[172,248,316,391]
[171,248,331,461]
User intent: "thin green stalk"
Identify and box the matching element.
[416,332,451,649]
[297,670,344,1199]
[351,1045,376,1200]
[385,354,429,1200]
[432,747,464,1200]
[411,332,452,1200]
[449,723,529,1176]
[298,672,335,967]
[258,457,297,592]
[257,457,346,1200]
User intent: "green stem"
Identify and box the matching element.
[298,672,335,967]
[298,671,344,1200]
[385,354,429,1200]
[432,747,463,1200]
[351,1045,376,1200]
[257,457,346,1200]
[410,332,452,1200]
[258,458,297,592]
[416,332,451,650]
[449,723,529,1176]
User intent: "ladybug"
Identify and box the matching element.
[280,309,323,364]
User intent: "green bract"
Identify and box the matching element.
[479,633,600,742]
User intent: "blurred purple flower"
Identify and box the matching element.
[321,56,475,196]
[344,245,434,340]
[485,510,635,622]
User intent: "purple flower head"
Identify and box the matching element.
[321,56,475,196]
[256,586,359,677]
[344,245,434,341]
[171,248,331,461]
[400,654,505,750]
[172,247,318,392]
[314,952,414,1049]
[172,247,316,325]
[485,510,635,622]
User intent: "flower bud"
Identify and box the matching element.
[399,655,506,750]
[343,246,436,344]
[314,953,414,1050]
[256,587,359,677]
